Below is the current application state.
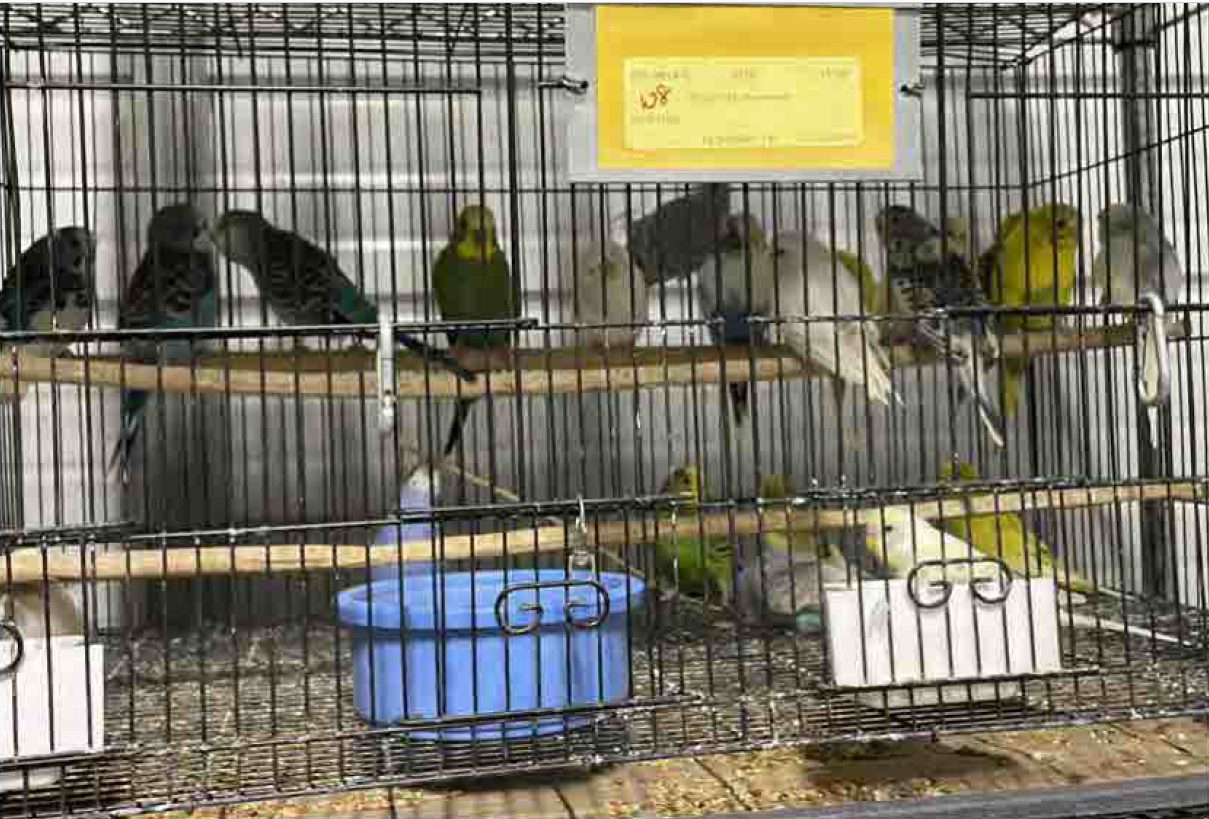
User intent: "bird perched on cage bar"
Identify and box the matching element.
[433,204,519,458]
[980,203,1080,417]
[875,205,1005,448]
[629,183,732,285]
[654,465,734,607]
[0,226,96,402]
[1092,204,1184,444]
[571,238,648,349]
[211,210,475,380]
[108,204,217,484]
[777,228,900,415]
[936,458,1094,598]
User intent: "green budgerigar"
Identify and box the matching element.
[433,204,519,457]
[979,203,1080,417]
[654,465,734,604]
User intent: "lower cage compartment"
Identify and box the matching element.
[2,594,1204,819]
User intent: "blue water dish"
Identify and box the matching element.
[336,570,646,741]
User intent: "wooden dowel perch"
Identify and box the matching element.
[0,323,1171,400]
[1,480,1200,586]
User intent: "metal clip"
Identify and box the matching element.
[0,619,24,677]
[377,316,395,436]
[539,74,590,94]
[568,495,595,577]
[1137,293,1171,407]
[906,557,1014,610]
[494,578,611,636]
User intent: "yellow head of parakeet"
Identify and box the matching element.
[453,204,499,260]
[660,464,701,501]
[939,458,980,482]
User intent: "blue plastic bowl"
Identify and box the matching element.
[336,570,645,740]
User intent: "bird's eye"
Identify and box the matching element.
[883,525,894,533]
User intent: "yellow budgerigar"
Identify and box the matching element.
[979,203,1080,416]
[937,459,1094,595]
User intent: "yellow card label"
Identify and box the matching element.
[623,56,864,152]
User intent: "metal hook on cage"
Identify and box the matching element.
[568,495,595,577]
[377,316,396,436]
[0,619,23,677]
[538,74,590,95]
[906,557,1014,610]
[1137,293,1171,408]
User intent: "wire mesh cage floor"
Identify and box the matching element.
[1,2,1208,818]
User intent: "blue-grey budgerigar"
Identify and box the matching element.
[0,226,96,401]
[875,205,1005,448]
[211,210,475,382]
[1093,204,1185,428]
[109,203,218,483]
[629,183,731,285]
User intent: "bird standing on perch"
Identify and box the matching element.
[629,183,732,284]
[109,204,217,484]
[211,210,475,379]
[433,204,519,458]
[0,226,96,402]
[571,238,648,349]
[980,203,1080,417]
[876,205,1006,447]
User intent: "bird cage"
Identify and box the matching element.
[0,3,1206,817]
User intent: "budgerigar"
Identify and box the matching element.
[0,226,96,401]
[739,473,850,633]
[211,210,474,379]
[433,204,519,457]
[108,204,217,483]
[571,239,648,349]
[980,203,1080,416]
[937,459,1093,595]
[0,583,85,638]
[876,205,1005,447]
[775,227,900,413]
[629,183,731,284]
[655,465,734,604]
[373,460,443,580]
[696,214,778,426]
[1092,204,1185,443]
[866,505,1184,645]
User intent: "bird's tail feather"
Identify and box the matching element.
[1061,608,1186,646]
[393,333,476,383]
[727,382,749,427]
[956,354,1006,448]
[442,397,477,457]
[837,329,899,408]
[107,389,148,484]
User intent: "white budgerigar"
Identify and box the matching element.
[865,506,1185,645]
[1092,204,1185,443]
[775,229,900,413]
[0,583,85,638]
[571,239,648,349]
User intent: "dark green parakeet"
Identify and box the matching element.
[433,204,519,457]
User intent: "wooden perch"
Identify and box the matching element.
[0,480,1200,586]
[0,323,1170,400]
